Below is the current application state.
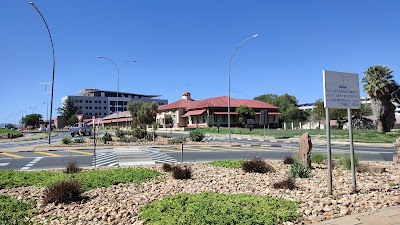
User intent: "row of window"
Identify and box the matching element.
[74,99,165,106]
[84,112,107,116]
[75,100,108,104]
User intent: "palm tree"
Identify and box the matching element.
[362,65,398,132]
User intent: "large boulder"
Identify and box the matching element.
[298,132,312,169]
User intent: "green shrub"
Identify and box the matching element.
[273,177,296,190]
[0,195,37,225]
[130,128,146,139]
[242,157,274,173]
[102,132,112,144]
[340,154,359,170]
[311,152,327,164]
[290,162,311,178]
[115,128,125,138]
[43,179,84,204]
[162,163,173,172]
[0,168,161,190]
[189,129,205,142]
[172,165,192,180]
[208,160,243,169]
[73,138,85,144]
[145,131,157,141]
[167,137,186,144]
[139,192,299,225]
[62,137,71,145]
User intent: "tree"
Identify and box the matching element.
[57,97,79,126]
[127,101,158,129]
[235,105,255,127]
[22,114,42,127]
[254,93,309,125]
[362,65,398,132]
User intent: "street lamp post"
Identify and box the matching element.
[30,2,56,144]
[98,57,137,127]
[227,34,258,142]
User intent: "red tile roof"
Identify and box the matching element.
[157,96,278,111]
[158,99,194,111]
[181,109,206,117]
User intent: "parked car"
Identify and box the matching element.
[69,123,91,137]
[38,126,47,132]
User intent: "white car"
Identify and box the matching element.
[38,127,47,132]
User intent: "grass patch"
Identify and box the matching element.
[339,154,359,170]
[311,152,327,164]
[0,168,160,190]
[0,128,21,135]
[0,195,37,224]
[139,192,299,225]
[207,160,243,169]
[198,128,400,143]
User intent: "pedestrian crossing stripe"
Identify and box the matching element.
[68,150,93,155]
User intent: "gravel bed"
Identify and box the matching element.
[1,162,399,225]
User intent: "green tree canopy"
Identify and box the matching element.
[22,114,42,127]
[235,105,255,127]
[127,101,158,129]
[254,93,309,124]
[57,97,79,126]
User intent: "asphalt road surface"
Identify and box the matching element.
[0,143,395,170]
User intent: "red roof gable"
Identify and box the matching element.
[158,99,194,111]
[158,96,278,111]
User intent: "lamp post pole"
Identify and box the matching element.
[227,34,258,142]
[98,57,136,127]
[30,2,56,144]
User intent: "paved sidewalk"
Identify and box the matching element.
[315,205,400,225]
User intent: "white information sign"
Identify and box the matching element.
[323,70,361,109]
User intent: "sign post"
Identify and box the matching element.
[92,116,96,168]
[247,119,254,140]
[323,70,360,194]
[259,110,268,140]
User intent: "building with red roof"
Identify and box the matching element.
[157,92,280,129]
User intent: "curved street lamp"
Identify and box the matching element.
[30,2,55,144]
[98,57,137,127]
[227,34,258,142]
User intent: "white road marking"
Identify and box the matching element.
[20,157,43,170]
[0,163,10,166]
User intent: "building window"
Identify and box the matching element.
[104,101,106,103]
[94,101,97,103]
[79,100,82,103]
[203,115,206,123]
[104,113,106,115]
[85,113,88,115]
[104,107,106,109]
[89,100,92,103]
[89,106,92,109]
[85,106,88,109]
[89,113,92,115]
[233,116,237,122]
[85,100,88,103]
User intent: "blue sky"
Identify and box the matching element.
[1,0,399,123]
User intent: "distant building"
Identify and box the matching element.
[157,92,280,129]
[62,88,168,119]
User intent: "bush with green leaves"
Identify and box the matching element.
[139,192,299,225]
[73,138,85,144]
[0,195,37,225]
[62,137,71,145]
[43,179,84,204]
[311,152,327,164]
[102,132,112,144]
[242,157,274,173]
[0,168,160,190]
[340,154,359,170]
[208,160,243,169]
[145,131,157,141]
[115,128,125,138]
[189,129,205,142]
[167,137,186,144]
[290,162,311,178]
[130,128,146,139]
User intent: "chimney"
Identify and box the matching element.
[182,91,191,100]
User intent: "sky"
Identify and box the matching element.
[1,0,399,124]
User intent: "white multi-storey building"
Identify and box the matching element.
[62,88,168,118]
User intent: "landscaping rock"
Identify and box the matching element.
[395,137,400,159]
[357,164,386,173]
[298,132,312,168]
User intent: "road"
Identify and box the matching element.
[0,142,395,170]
